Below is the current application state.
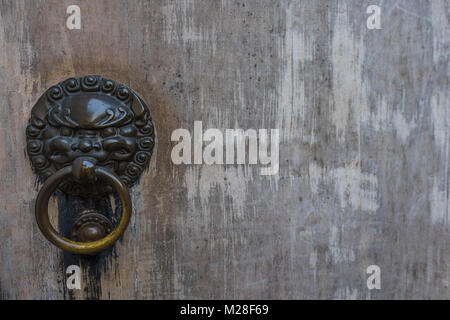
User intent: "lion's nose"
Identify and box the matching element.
[79,139,93,152]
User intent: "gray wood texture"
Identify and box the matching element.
[0,0,449,299]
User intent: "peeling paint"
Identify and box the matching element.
[331,3,367,142]
[1,0,449,300]
[309,159,379,213]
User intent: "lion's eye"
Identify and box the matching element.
[60,127,73,136]
[102,127,116,137]
[117,148,129,154]
[119,126,137,137]
[52,151,64,157]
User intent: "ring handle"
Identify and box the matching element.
[35,165,132,254]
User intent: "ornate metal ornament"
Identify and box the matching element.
[26,75,155,197]
[26,75,155,254]
[71,210,113,242]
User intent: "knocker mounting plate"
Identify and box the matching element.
[26,75,155,197]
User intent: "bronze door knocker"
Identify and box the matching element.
[26,75,155,254]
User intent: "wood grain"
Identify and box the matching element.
[0,0,448,299]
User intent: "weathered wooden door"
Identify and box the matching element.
[1,0,449,300]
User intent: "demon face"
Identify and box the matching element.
[26,75,155,197]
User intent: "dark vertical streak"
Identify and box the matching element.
[58,193,118,300]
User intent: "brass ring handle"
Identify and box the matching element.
[35,165,132,255]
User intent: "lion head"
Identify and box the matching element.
[26,75,155,197]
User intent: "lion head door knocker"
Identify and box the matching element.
[26,75,155,254]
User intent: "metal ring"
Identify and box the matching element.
[35,165,132,254]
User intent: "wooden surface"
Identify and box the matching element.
[0,0,449,299]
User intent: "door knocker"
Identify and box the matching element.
[26,75,155,254]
